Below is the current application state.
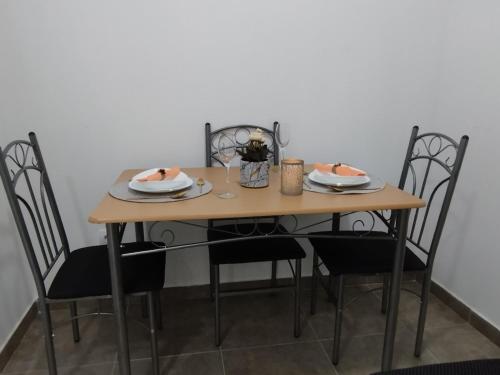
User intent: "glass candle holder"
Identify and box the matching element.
[281,158,304,195]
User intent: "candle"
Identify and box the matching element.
[281,158,304,195]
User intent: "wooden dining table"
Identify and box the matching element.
[89,166,425,375]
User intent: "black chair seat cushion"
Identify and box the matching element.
[207,223,306,265]
[371,359,500,375]
[48,242,166,299]
[309,231,426,275]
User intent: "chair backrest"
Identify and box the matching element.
[204,122,280,167]
[0,132,71,299]
[396,126,469,271]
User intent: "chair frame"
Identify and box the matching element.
[310,126,469,363]
[0,133,160,375]
[204,122,302,346]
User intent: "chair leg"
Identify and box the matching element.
[328,274,335,302]
[332,275,345,365]
[141,296,148,319]
[154,291,163,331]
[294,259,302,337]
[381,274,390,314]
[310,251,319,315]
[214,265,221,347]
[209,263,215,301]
[69,302,80,343]
[39,301,57,375]
[271,260,278,287]
[414,272,431,357]
[146,293,160,375]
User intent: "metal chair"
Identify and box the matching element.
[0,132,165,375]
[205,122,306,346]
[309,126,469,364]
[371,359,500,375]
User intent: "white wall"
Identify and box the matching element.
[429,0,500,330]
[0,0,498,350]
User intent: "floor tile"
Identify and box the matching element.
[3,312,117,372]
[124,296,217,358]
[1,362,114,375]
[4,282,500,375]
[372,281,467,332]
[222,342,337,375]
[470,311,500,347]
[430,283,471,322]
[219,292,316,349]
[306,285,397,340]
[320,326,438,375]
[114,352,223,375]
[20,301,116,344]
[128,291,316,356]
[423,324,500,362]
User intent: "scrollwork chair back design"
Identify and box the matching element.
[396,127,469,267]
[0,134,71,292]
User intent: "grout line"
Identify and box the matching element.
[306,295,391,341]
[130,348,220,362]
[219,348,227,375]
[1,357,118,375]
[308,310,389,340]
[318,342,341,375]
[307,318,320,340]
[307,320,320,341]
[403,319,470,334]
[425,346,441,365]
[315,331,386,343]
[110,352,118,375]
[308,321,340,375]
[220,338,319,353]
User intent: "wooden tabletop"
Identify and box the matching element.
[88,167,425,224]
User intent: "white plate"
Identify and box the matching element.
[129,169,193,193]
[308,169,371,187]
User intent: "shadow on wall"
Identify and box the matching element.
[435,186,477,289]
[0,202,36,342]
[64,174,94,247]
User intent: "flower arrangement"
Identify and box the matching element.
[237,128,270,188]
[236,128,269,162]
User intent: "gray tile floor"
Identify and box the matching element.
[2,280,500,375]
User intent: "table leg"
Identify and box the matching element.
[381,208,410,371]
[135,222,149,318]
[135,222,144,242]
[106,223,131,375]
[331,213,340,233]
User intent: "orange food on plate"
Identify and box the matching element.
[137,167,180,182]
[314,163,366,176]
